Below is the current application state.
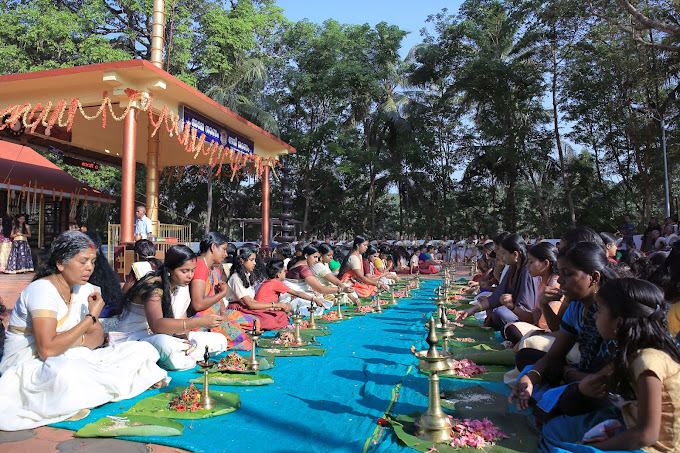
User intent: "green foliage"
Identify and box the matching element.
[3,0,679,240]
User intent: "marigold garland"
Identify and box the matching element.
[1,90,280,181]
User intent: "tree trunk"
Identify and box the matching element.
[302,168,311,233]
[527,169,554,237]
[205,167,212,234]
[369,159,375,237]
[552,67,576,226]
[506,164,517,231]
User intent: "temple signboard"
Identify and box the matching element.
[178,106,254,155]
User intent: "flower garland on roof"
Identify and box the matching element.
[0,90,281,181]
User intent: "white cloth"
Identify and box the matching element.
[115,285,228,371]
[0,280,167,431]
[281,272,332,316]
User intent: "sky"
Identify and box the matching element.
[275,0,465,58]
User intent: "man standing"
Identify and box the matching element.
[134,206,153,241]
[621,214,636,249]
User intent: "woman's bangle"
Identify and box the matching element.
[271,302,276,310]
[527,369,541,382]
[80,334,85,346]
[183,319,187,331]
[86,314,97,324]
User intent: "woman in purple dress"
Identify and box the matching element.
[5,213,33,274]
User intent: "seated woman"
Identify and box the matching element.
[457,234,540,338]
[600,231,619,263]
[311,243,360,305]
[0,231,167,430]
[189,232,230,316]
[339,235,382,297]
[460,252,495,294]
[503,241,566,344]
[116,245,228,370]
[122,239,162,294]
[363,245,394,289]
[393,245,412,274]
[376,245,400,281]
[418,245,441,274]
[83,231,124,318]
[189,234,254,350]
[508,242,618,420]
[284,244,350,315]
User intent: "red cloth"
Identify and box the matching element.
[193,258,210,282]
[286,265,313,279]
[226,302,290,331]
[418,260,438,274]
[255,279,291,303]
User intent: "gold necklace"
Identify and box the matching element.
[53,275,73,305]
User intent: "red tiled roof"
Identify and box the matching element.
[0,140,115,200]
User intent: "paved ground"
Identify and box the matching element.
[0,273,191,453]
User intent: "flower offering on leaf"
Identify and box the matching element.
[449,417,508,449]
[453,337,475,343]
[284,320,309,330]
[320,311,340,321]
[168,384,201,412]
[356,305,376,313]
[272,331,297,347]
[216,352,249,371]
[449,359,487,378]
[448,295,465,300]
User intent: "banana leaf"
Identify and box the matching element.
[279,327,330,337]
[421,365,508,381]
[207,356,274,373]
[75,415,184,438]
[190,372,273,386]
[257,345,326,357]
[389,409,537,452]
[447,345,516,366]
[122,386,241,419]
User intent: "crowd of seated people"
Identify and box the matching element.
[3,222,680,452]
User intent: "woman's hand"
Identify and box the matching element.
[578,372,609,399]
[199,314,224,329]
[87,292,105,318]
[279,302,293,313]
[538,286,563,307]
[455,306,477,321]
[214,282,228,297]
[509,375,534,411]
[500,293,514,310]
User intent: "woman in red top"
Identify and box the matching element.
[190,233,253,350]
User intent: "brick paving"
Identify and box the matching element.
[0,273,190,453]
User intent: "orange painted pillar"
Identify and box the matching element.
[121,108,138,243]
[261,164,270,247]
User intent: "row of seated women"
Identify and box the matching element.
[0,231,407,430]
[454,227,680,451]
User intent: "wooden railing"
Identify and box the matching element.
[107,222,192,266]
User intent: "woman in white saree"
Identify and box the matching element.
[0,231,168,431]
[115,245,228,371]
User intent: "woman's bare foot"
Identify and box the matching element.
[149,379,168,389]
